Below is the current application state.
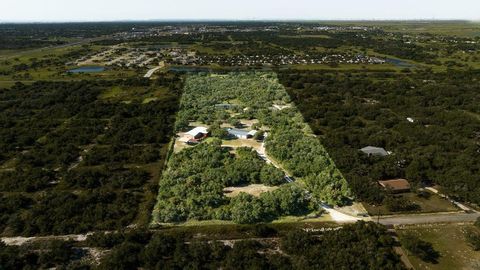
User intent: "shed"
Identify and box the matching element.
[186,127,208,139]
[180,127,209,143]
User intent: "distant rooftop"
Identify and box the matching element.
[227,128,257,137]
[378,179,411,192]
[214,103,238,109]
[360,146,389,156]
[186,127,208,136]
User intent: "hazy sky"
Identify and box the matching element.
[2,0,479,22]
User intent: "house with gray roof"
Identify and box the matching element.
[214,104,238,110]
[227,128,257,139]
[360,146,389,157]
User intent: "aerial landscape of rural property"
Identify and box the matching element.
[1,0,480,269]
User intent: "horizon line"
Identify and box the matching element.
[1,18,479,24]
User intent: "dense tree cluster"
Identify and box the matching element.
[278,69,480,207]
[0,23,152,49]
[8,190,142,235]
[0,74,182,236]
[0,240,82,269]
[155,140,308,223]
[267,128,351,205]
[173,73,351,209]
[64,222,405,270]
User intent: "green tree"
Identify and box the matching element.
[230,193,267,224]
[401,233,439,263]
[465,228,480,251]
[99,242,144,270]
[259,164,285,186]
[229,118,242,128]
[209,122,229,139]
[474,217,480,229]
[280,229,313,255]
[254,130,265,141]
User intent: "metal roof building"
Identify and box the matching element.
[186,127,208,137]
[360,146,389,157]
[227,128,257,139]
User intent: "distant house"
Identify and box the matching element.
[214,104,237,110]
[272,104,292,111]
[227,128,257,139]
[180,127,209,143]
[378,179,411,193]
[360,146,389,157]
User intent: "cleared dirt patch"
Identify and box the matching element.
[224,184,278,197]
[222,139,262,152]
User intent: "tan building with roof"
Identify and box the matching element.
[378,179,411,193]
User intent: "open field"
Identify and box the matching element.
[397,223,480,270]
[322,21,480,37]
[0,44,141,84]
[221,138,263,151]
[364,192,459,216]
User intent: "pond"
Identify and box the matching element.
[385,58,415,68]
[68,66,105,73]
[168,66,212,73]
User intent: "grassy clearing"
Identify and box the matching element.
[0,80,22,88]
[279,34,331,39]
[385,22,480,37]
[364,192,459,216]
[396,223,480,270]
[99,85,169,102]
[221,138,263,151]
[153,220,339,241]
[290,63,401,71]
[272,214,333,223]
[328,21,480,37]
[0,44,136,83]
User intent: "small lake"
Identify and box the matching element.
[168,66,212,73]
[385,58,415,68]
[68,66,105,73]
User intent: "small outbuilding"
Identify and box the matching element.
[186,127,208,139]
[180,127,209,143]
[378,179,411,193]
[360,146,389,157]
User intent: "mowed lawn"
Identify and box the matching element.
[396,223,480,270]
[363,192,459,216]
